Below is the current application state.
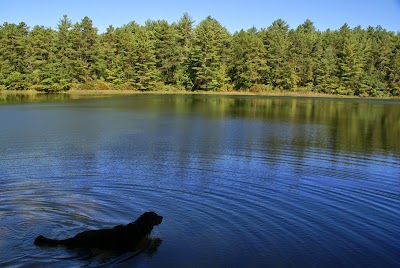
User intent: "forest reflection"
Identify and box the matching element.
[1,93,398,154]
[162,95,400,154]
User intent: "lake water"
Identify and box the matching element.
[0,93,399,267]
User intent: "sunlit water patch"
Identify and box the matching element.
[0,94,399,267]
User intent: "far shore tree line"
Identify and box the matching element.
[0,14,399,96]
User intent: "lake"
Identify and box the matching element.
[0,93,399,267]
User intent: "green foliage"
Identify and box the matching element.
[0,22,30,89]
[389,34,400,96]
[72,16,100,82]
[338,26,372,95]
[262,19,294,90]
[113,22,158,90]
[314,44,339,93]
[173,13,195,90]
[289,19,317,89]
[2,71,29,90]
[145,19,180,85]
[190,16,231,91]
[230,28,268,89]
[0,15,399,96]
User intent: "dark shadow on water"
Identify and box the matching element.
[0,93,72,104]
[0,92,112,105]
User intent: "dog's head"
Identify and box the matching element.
[130,211,163,236]
[139,211,163,226]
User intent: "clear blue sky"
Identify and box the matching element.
[1,0,399,33]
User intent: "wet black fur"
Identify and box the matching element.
[34,211,163,251]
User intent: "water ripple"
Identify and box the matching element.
[1,95,399,267]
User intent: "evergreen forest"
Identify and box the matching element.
[1,14,399,96]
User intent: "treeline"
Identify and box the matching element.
[0,14,399,96]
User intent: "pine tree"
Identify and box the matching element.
[174,13,194,89]
[338,25,371,95]
[98,25,119,83]
[50,15,74,90]
[289,19,317,89]
[0,22,29,90]
[190,16,231,91]
[25,25,56,90]
[262,19,294,90]
[114,22,158,90]
[230,28,268,89]
[145,20,180,85]
[364,26,395,95]
[68,18,100,83]
[389,33,400,96]
[75,16,100,82]
[314,38,339,93]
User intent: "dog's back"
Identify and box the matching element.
[34,235,60,247]
[34,212,163,251]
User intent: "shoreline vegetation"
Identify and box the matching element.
[2,88,399,101]
[0,14,399,97]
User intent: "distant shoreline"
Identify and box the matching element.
[65,89,348,98]
[2,89,399,100]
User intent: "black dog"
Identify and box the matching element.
[34,211,163,251]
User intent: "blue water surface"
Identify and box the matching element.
[0,94,399,267]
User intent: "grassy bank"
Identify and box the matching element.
[61,87,392,99]
[1,87,398,100]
